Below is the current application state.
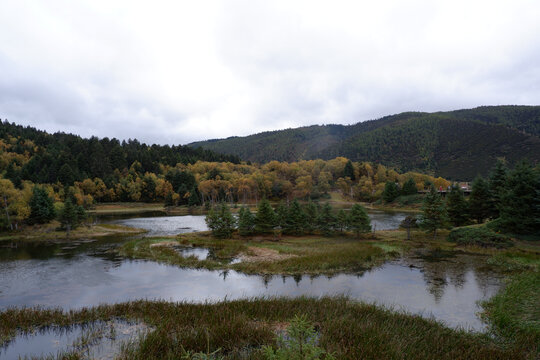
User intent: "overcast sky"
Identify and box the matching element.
[1,1,539,145]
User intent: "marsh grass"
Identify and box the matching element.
[1,297,530,360]
[119,233,404,275]
[481,272,540,355]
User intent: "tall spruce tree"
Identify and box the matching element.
[347,204,371,237]
[205,203,235,238]
[496,161,540,234]
[382,181,400,203]
[29,186,56,224]
[336,209,349,233]
[488,160,508,218]
[343,160,356,181]
[401,178,418,196]
[303,201,319,234]
[237,206,255,236]
[469,176,492,223]
[59,198,79,232]
[254,199,276,234]
[317,203,336,235]
[420,186,448,239]
[446,185,469,227]
[284,199,307,235]
[274,201,288,228]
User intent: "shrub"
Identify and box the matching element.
[447,227,513,249]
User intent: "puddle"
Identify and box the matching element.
[0,319,150,360]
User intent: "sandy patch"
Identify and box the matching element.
[149,241,178,248]
[240,246,296,263]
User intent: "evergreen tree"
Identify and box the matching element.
[347,204,371,237]
[284,199,307,235]
[469,176,492,223]
[401,178,417,196]
[205,203,235,238]
[446,185,469,227]
[237,206,255,236]
[382,181,400,203]
[336,209,349,233]
[344,160,356,181]
[317,203,336,235]
[59,197,85,232]
[419,186,448,239]
[29,186,56,224]
[254,198,276,234]
[496,161,540,234]
[187,187,201,206]
[488,160,508,217]
[58,164,75,186]
[303,201,319,233]
[274,201,288,228]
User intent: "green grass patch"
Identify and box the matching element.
[447,227,514,249]
[481,272,540,355]
[119,234,400,275]
[0,297,529,360]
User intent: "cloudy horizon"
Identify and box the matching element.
[1,0,539,145]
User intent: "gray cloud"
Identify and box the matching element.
[0,0,539,145]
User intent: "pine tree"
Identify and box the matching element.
[488,160,508,218]
[344,160,355,181]
[336,209,349,233]
[254,199,276,234]
[29,186,56,224]
[59,196,86,233]
[347,204,371,237]
[188,187,201,206]
[420,186,448,239]
[205,203,235,238]
[303,201,319,234]
[284,199,307,235]
[496,161,540,234]
[382,181,400,203]
[401,178,417,196]
[469,176,492,223]
[238,206,255,236]
[58,164,75,186]
[317,203,336,235]
[274,201,288,228]
[446,185,469,227]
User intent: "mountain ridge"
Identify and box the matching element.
[189,105,540,180]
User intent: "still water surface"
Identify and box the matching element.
[0,212,500,345]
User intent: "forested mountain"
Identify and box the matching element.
[0,121,240,187]
[189,106,540,180]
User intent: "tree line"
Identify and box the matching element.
[416,160,540,238]
[206,199,371,238]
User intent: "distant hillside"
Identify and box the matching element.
[189,106,540,180]
[0,121,240,186]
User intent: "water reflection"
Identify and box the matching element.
[108,211,408,236]
[0,241,500,331]
[0,213,501,333]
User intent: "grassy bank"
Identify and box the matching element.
[481,272,540,355]
[0,297,529,360]
[0,221,145,242]
[118,232,406,275]
[89,202,166,215]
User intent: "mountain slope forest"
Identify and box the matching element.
[189,106,540,180]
